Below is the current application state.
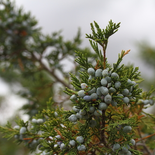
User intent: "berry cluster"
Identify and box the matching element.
[69,67,138,123]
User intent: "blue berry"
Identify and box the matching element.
[70,94,77,100]
[79,109,86,115]
[105,76,111,83]
[101,78,108,86]
[55,135,61,139]
[98,102,107,110]
[102,69,109,77]
[73,106,80,112]
[104,94,112,104]
[111,100,117,106]
[89,106,95,113]
[20,127,27,134]
[123,126,132,133]
[115,81,121,89]
[60,143,66,150]
[94,109,102,116]
[77,144,86,151]
[111,72,119,80]
[149,99,154,105]
[69,140,76,146]
[97,87,102,96]
[81,83,88,89]
[122,89,129,96]
[143,100,150,105]
[130,139,135,145]
[112,143,120,151]
[121,146,128,153]
[95,69,102,77]
[54,112,58,117]
[32,119,37,124]
[87,68,95,76]
[88,87,96,94]
[13,125,20,129]
[109,87,116,93]
[76,136,84,143]
[123,97,130,104]
[100,86,109,95]
[68,114,77,122]
[37,119,44,124]
[83,95,92,101]
[76,113,82,119]
[78,90,85,97]
[90,93,98,100]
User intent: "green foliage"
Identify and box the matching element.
[0,1,155,154]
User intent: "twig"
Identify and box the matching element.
[136,128,152,155]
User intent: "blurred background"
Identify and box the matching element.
[0,0,155,154]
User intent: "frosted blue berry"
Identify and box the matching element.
[131,81,136,86]
[104,94,112,104]
[149,99,154,105]
[127,79,132,84]
[89,120,97,127]
[90,93,98,100]
[98,102,107,110]
[127,151,132,155]
[78,90,85,97]
[102,69,109,77]
[37,119,44,124]
[111,72,119,80]
[20,127,27,134]
[14,135,19,139]
[69,140,76,146]
[81,83,88,89]
[77,144,86,151]
[87,68,95,76]
[94,109,102,116]
[76,136,84,143]
[101,78,108,86]
[76,113,82,119]
[95,69,102,77]
[105,76,111,83]
[83,95,92,101]
[96,87,102,96]
[70,94,77,100]
[88,75,93,80]
[111,100,117,106]
[79,109,86,115]
[60,143,66,150]
[100,86,109,95]
[112,143,120,151]
[89,106,95,113]
[68,114,77,122]
[55,135,61,139]
[122,146,128,153]
[143,100,150,105]
[123,126,132,133]
[73,106,80,112]
[130,139,135,145]
[122,89,129,96]
[115,81,121,89]
[88,87,96,94]
[13,125,20,129]
[109,87,116,93]
[123,97,130,104]
[32,119,37,124]
[54,112,58,117]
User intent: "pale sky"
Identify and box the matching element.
[11,0,155,77]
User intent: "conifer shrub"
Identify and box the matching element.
[0,20,155,155]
